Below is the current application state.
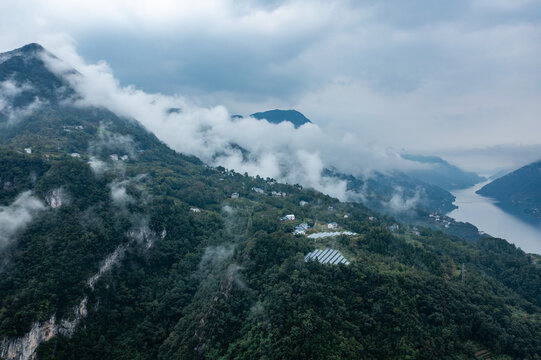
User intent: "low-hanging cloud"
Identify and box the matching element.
[0,80,44,126]
[2,1,541,175]
[109,180,134,206]
[0,191,46,249]
[384,186,422,214]
[41,44,427,202]
[89,123,137,158]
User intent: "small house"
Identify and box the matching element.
[24,148,32,154]
[299,222,310,230]
[190,207,201,213]
[328,222,338,230]
[231,192,240,199]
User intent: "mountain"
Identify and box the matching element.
[477,160,541,221]
[249,109,311,128]
[1,44,540,360]
[401,154,485,190]
[325,168,457,215]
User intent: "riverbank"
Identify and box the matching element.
[447,181,541,254]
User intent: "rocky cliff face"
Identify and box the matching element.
[0,223,166,359]
[45,188,65,209]
[0,298,86,360]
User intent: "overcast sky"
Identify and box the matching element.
[2,0,541,173]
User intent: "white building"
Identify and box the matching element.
[231,192,240,199]
[24,148,32,154]
[328,222,338,230]
[285,214,295,221]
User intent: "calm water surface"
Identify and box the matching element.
[448,181,541,255]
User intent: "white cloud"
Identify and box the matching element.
[0,80,44,125]
[0,191,46,248]
[385,187,422,214]
[2,0,541,174]
[109,180,134,206]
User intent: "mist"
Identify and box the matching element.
[40,45,430,202]
[0,80,44,126]
[0,191,46,249]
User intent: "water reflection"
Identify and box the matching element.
[448,181,541,255]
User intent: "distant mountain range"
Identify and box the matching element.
[401,154,485,191]
[236,109,312,128]
[477,159,541,221]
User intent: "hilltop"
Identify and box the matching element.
[249,109,312,128]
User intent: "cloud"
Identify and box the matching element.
[199,245,236,273]
[38,41,481,205]
[0,191,46,249]
[0,80,44,125]
[108,175,148,207]
[109,180,134,206]
[88,156,110,175]
[88,123,137,158]
[3,0,541,174]
[384,186,422,213]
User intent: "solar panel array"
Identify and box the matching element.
[307,231,357,239]
[304,248,350,265]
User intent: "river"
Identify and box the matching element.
[447,181,541,255]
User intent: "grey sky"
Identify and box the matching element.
[1,0,541,173]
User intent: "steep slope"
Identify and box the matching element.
[249,109,311,128]
[477,160,541,220]
[0,44,540,360]
[401,154,485,190]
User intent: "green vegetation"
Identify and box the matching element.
[0,44,540,359]
[478,160,541,222]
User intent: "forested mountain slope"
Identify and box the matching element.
[478,160,541,221]
[401,154,485,191]
[0,44,540,360]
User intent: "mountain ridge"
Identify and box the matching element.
[401,153,485,190]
